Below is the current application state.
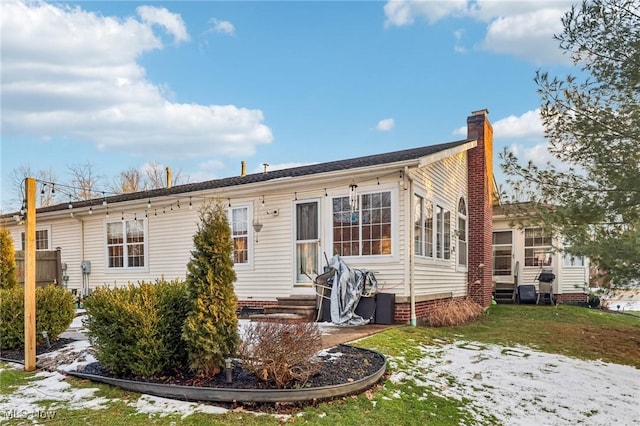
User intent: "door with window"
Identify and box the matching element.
[295,200,320,287]
[492,231,513,281]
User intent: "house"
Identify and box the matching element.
[492,204,590,304]
[4,109,495,323]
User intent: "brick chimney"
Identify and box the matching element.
[466,109,493,308]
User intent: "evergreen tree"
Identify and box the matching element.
[501,0,640,286]
[182,201,239,375]
[0,226,19,290]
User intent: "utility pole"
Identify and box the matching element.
[24,177,36,371]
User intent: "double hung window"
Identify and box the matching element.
[106,219,145,269]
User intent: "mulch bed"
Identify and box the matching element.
[79,344,383,390]
[0,338,77,361]
[1,339,385,408]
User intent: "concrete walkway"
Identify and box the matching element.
[61,312,395,349]
[318,323,394,349]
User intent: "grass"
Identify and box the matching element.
[1,304,638,425]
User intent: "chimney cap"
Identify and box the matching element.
[472,108,489,116]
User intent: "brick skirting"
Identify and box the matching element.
[555,293,588,304]
[238,296,472,324]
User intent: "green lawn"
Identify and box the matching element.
[1,304,638,425]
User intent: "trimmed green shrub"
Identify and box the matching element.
[0,285,75,350]
[0,287,24,350]
[182,201,239,376]
[0,226,18,290]
[83,279,189,378]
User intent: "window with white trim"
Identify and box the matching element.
[21,228,50,251]
[436,204,451,260]
[524,228,552,267]
[457,197,467,267]
[562,244,585,267]
[413,194,433,257]
[230,207,249,264]
[106,219,145,269]
[333,190,392,256]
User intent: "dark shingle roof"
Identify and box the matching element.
[33,138,471,214]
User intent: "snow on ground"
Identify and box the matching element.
[601,288,640,313]
[2,313,639,424]
[389,342,640,426]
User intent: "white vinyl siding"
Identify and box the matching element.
[411,152,468,299]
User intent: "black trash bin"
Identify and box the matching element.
[375,293,395,324]
[355,296,376,322]
[517,285,537,304]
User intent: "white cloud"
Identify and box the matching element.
[508,142,571,172]
[383,0,574,65]
[384,0,468,27]
[453,109,543,140]
[453,29,466,53]
[136,5,190,43]
[375,118,395,131]
[0,2,272,160]
[209,18,236,36]
[492,109,544,140]
[480,9,567,64]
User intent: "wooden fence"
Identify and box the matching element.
[15,249,63,288]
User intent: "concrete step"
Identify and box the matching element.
[276,295,316,307]
[248,313,308,324]
[264,304,316,320]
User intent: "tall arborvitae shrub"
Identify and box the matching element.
[0,226,18,290]
[182,201,239,376]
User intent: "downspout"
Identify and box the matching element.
[405,166,417,326]
[72,213,85,292]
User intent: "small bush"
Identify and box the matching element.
[0,285,75,350]
[238,321,322,388]
[0,226,18,290]
[83,279,189,378]
[425,298,484,327]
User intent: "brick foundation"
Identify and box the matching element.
[239,298,466,324]
[393,297,467,324]
[555,293,588,304]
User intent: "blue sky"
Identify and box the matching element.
[1,0,578,211]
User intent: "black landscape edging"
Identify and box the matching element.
[66,345,387,403]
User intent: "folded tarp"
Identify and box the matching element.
[327,255,377,326]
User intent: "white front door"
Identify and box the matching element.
[295,200,320,288]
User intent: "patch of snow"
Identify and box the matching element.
[131,394,227,419]
[393,342,640,426]
[0,370,111,421]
